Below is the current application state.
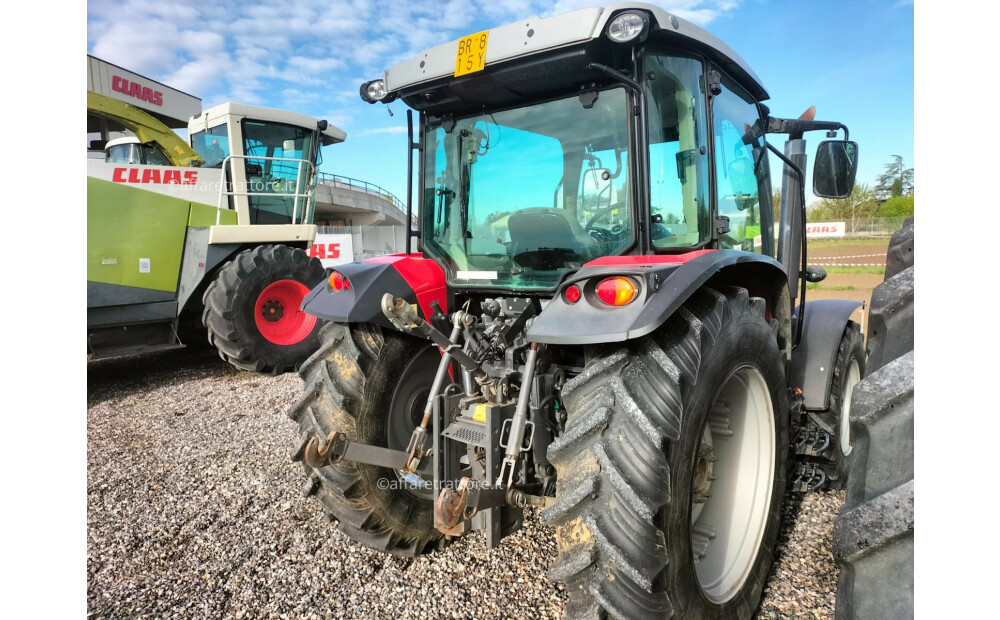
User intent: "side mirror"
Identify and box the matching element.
[813,140,858,198]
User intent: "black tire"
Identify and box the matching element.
[864,265,913,374]
[288,322,445,557]
[883,215,914,279]
[202,244,325,374]
[806,320,865,487]
[833,218,914,619]
[542,286,788,619]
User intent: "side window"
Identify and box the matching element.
[711,75,773,255]
[191,125,230,168]
[645,54,710,248]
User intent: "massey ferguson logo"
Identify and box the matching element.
[112,168,198,185]
[112,75,163,106]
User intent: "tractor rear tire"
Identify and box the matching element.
[202,244,325,374]
[543,286,788,619]
[833,217,914,619]
[288,322,445,557]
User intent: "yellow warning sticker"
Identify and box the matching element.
[473,403,487,423]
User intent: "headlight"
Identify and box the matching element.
[606,11,649,44]
[360,79,395,104]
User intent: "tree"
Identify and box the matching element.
[877,194,915,218]
[772,189,781,223]
[808,183,877,233]
[875,155,914,200]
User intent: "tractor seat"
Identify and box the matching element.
[507,208,599,268]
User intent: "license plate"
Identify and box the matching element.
[454,30,489,77]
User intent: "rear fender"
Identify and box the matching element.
[790,299,863,410]
[301,254,447,326]
[527,250,790,351]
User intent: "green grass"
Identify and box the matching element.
[807,238,889,249]
[822,266,885,275]
[807,283,857,291]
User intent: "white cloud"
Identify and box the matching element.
[87,1,743,107]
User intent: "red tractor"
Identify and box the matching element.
[290,4,863,618]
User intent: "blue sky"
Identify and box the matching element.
[87,0,914,206]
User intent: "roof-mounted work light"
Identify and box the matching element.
[606,11,650,44]
[360,79,396,104]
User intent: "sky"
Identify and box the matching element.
[86,0,914,207]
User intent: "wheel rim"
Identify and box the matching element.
[253,279,316,345]
[692,366,776,604]
[840,359,861,457]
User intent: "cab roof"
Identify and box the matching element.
[383,3,768,102]
[189,103,347,145]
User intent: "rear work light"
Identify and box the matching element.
[595,277,638,306]
[329,271,351,291]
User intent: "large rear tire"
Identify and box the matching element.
[202,244,325,374]
[543,286,788,619]
[833,218,914,619]
[288,322,445,557]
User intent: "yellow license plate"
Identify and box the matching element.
[454,30,489,77]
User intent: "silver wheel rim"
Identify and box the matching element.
[840,359,861,457]
[692,366,776,604]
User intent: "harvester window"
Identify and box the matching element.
[190,125,230,168]
[644,54,711,249]
[711,77,773,256]
[241,120,317,225]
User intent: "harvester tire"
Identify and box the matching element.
[833,217,914,619]
[543,286,788,619]
[202,244,325,374]
[807,320,865,487]
[289,322,445,557]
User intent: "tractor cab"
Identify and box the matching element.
[357,3,856,298]
[188,103,346,227]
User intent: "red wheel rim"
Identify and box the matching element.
[254,279,317,345]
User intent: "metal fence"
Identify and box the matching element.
[316,225,410,261]
[316,173,407,214]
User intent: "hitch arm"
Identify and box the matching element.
[303,431,433,476]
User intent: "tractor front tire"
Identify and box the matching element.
[807,320,865,487]
[202,244,325,374]
[289,322,445,557]
[544,286,788,619]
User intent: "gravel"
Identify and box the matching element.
[88,349,844,619]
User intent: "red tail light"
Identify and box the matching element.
[329,271,350,291]
[595,277,638,306]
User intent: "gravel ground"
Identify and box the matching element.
[87,349,843,619]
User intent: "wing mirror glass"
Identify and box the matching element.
[813,140,858,198]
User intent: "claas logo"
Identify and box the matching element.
[112,168,197,184]
[310,243,341,259]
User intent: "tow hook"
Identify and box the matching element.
[303,431,348,468]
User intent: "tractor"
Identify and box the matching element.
[289,4,863,618]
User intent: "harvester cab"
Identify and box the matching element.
[290,5,862,619]
[88,56,347,372]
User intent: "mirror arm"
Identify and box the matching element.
[587,63,641,95]
[766,141,808,348]
[766,117,849,141]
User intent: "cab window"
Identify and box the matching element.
[711,75,773,255]
[645,54,711,248]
